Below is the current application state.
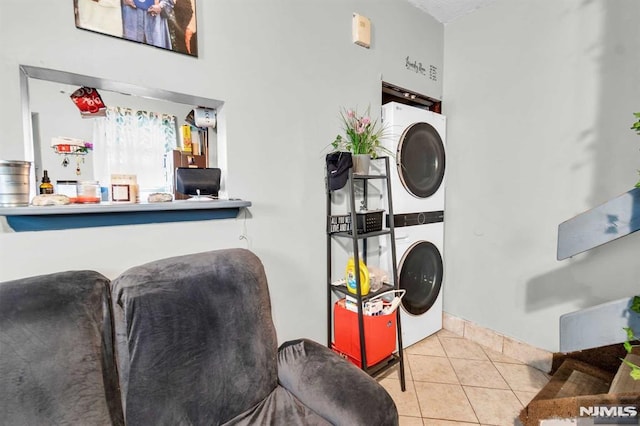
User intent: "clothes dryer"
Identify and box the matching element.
[380,102,446,216]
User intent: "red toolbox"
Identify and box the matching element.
[332,298,396,368]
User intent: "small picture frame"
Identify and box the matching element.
[111,184,131,202]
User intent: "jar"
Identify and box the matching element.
[75,180,101,203]
[110,174,138,203]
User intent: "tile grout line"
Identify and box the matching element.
[407,354,430,420]
[396,356,425,420]
[435,331,482,424]
[396,329,546,424]
[481,343,518,393]
[479,344,526,408]
[459,327,530,422]
[406,373,421,419]
[464,318,544,397]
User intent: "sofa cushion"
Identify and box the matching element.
[111,248,278,425]
[0,270,123,426]
[223,386,331,425]
[609,353,640,394]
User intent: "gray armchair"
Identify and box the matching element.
[110,248,398,425]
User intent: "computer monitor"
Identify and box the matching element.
[175,167,221,199]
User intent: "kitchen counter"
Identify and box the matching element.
[0,199,251,232]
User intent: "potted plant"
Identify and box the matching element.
[332,106,392,174]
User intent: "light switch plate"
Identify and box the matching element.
[352,13,371,48]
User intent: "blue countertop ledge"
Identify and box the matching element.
[0,199,251,232]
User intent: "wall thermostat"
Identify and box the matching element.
[352,13,371,49]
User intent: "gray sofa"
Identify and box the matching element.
[0,248,398,426]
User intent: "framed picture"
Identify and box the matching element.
[74,0,198,57]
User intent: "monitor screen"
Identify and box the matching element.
[175,167,221,197]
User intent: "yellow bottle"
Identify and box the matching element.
[345,257,370,296]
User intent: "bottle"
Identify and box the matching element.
[39,170,54,194]
[345,257,370,296]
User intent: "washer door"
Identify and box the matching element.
[398,240,443,316]
[397,122,445,198]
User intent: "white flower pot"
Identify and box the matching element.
[352,154,371,175]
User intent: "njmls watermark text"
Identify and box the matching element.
[579,405,639,424]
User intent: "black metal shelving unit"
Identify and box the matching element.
[326,156,406,391]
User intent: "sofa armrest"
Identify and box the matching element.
[277,339,398,426]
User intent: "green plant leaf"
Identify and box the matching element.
[624,340,633,353]
[632,112,640,135]
[624,327,636,340]
[621,358,640,380]
[630,295,640,314]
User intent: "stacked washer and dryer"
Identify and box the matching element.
[380,101,446,349]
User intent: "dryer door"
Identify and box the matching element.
[396,122,445,198]
[398,240,443,316]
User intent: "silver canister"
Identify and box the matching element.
[0,160,31,207]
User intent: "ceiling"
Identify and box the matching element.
[407,0,496,24]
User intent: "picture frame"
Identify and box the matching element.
[73,0,198,57]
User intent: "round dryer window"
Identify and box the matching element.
[398,241,443,316]
[397,122,445,198]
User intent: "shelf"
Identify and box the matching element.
[331,347,402,374]
[352,173,387,180]
[330,283,396,301]
[329,228,392,239]
[330,347,403,383]
[366,353,402,377]
[326,155,405,391]
[0,199,251,232]
[53,150,89,156]
[351,156,391,180]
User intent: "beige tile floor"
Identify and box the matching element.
[377,329,551,426]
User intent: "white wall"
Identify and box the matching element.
[0,0,443,344]
[443,0,640,351]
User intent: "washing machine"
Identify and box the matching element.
[391,222,444,348]
[379,101,446,348]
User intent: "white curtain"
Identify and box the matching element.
[93,107,177,194]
